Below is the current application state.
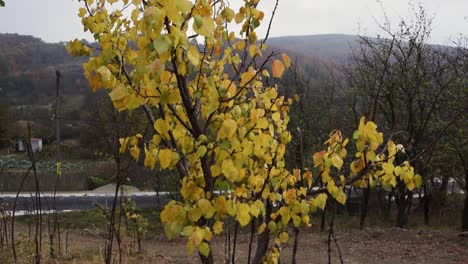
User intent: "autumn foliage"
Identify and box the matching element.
[68,0,420,262]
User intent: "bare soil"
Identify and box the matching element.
[53,228,467,264]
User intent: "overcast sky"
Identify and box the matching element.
[0,0,466,45]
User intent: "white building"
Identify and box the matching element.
[16,138,42,152]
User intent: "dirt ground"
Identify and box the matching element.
[52,227,467,264]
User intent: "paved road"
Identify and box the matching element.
[1,183,463,215]
[0,192,172,213]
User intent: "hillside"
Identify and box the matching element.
[267,34,359,63]
[0,33,90,106]
[0,33,362,108]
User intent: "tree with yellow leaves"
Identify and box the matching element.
[68,1,420,263]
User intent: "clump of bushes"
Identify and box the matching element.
[87,176,106,190]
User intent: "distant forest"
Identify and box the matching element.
[0,33,359,142]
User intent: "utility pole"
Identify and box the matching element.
[51,70,63,258]
[55,70,62,178]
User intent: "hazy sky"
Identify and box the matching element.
[0,0,466,45]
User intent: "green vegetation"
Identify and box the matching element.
[87,176,107,190]
[0,156,89,172]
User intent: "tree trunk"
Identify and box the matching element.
[384,191,393,220]
[292,227,300,264]
[396,199,407,228]
[406,192,413,215]
[359,187,371,229]
[439,175,449,194]
[253,201,272,264]
[396,192,408,228]
[462,170,468,231]
[247,219,256,264]
[462,193,468,231]
[424,188,431,225]
[320,209,326,233]
[199,250,214,264]
[346,187,353,215]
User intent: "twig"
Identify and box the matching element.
[408,110,463,163]
[231,221,238,264]
[247,218,255,264]
[11,166,33,263]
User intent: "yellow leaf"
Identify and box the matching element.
[188,228,204,248]
[196,145,207,158]
[388,140,397,158]
[187,45,200,66]
[119,137,129,153]
[221,7,235,22]
[130,146,140,161]
[414,174,422,188]
[221,159,239,182]
[193,15,215,37]
[313,150,325,167]
[149,58,163,74]
[197,199,215,218]
[181,180,204,202]
[144,147,156,170]
[406,180,415,191]
[79,8,87,18]
[160,202,187,239]
[281,54,291,68]
[234,11,244,24]
[226,199,237,216]
[197,242,210,257]
[350,158,365,174]
[257,223,267,234]
[248,44,262,58]
[160,70,172,83]
[271,60,285,78]
[186,240,195,254]
[331,154,343,169]
[218,119,237,139]
[188,207,202,222]
[234,40,245,51]
[154,119,169,139]
[278,207,290,225]
[159,149,178,169]
[236,203,251,226]
[268,221,277,233]
[335,192,347,205]
[97,66,112,82]
[222,79,237,97]
[239,69,256,87]
[153,35,172,54]
[249,203,260,217]
[213,221,224,235]
[257,118,268,129]
[181,226,193,237]
[315,193,328,210]
[176,0,193,14]
[66,39,92,57]
[131,9,140,22]
[210,165,221,177]
[272,112,281,122]
[382,162,394,176]
[279,232,289,243]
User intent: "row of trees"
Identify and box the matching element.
[282,6,467,231]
